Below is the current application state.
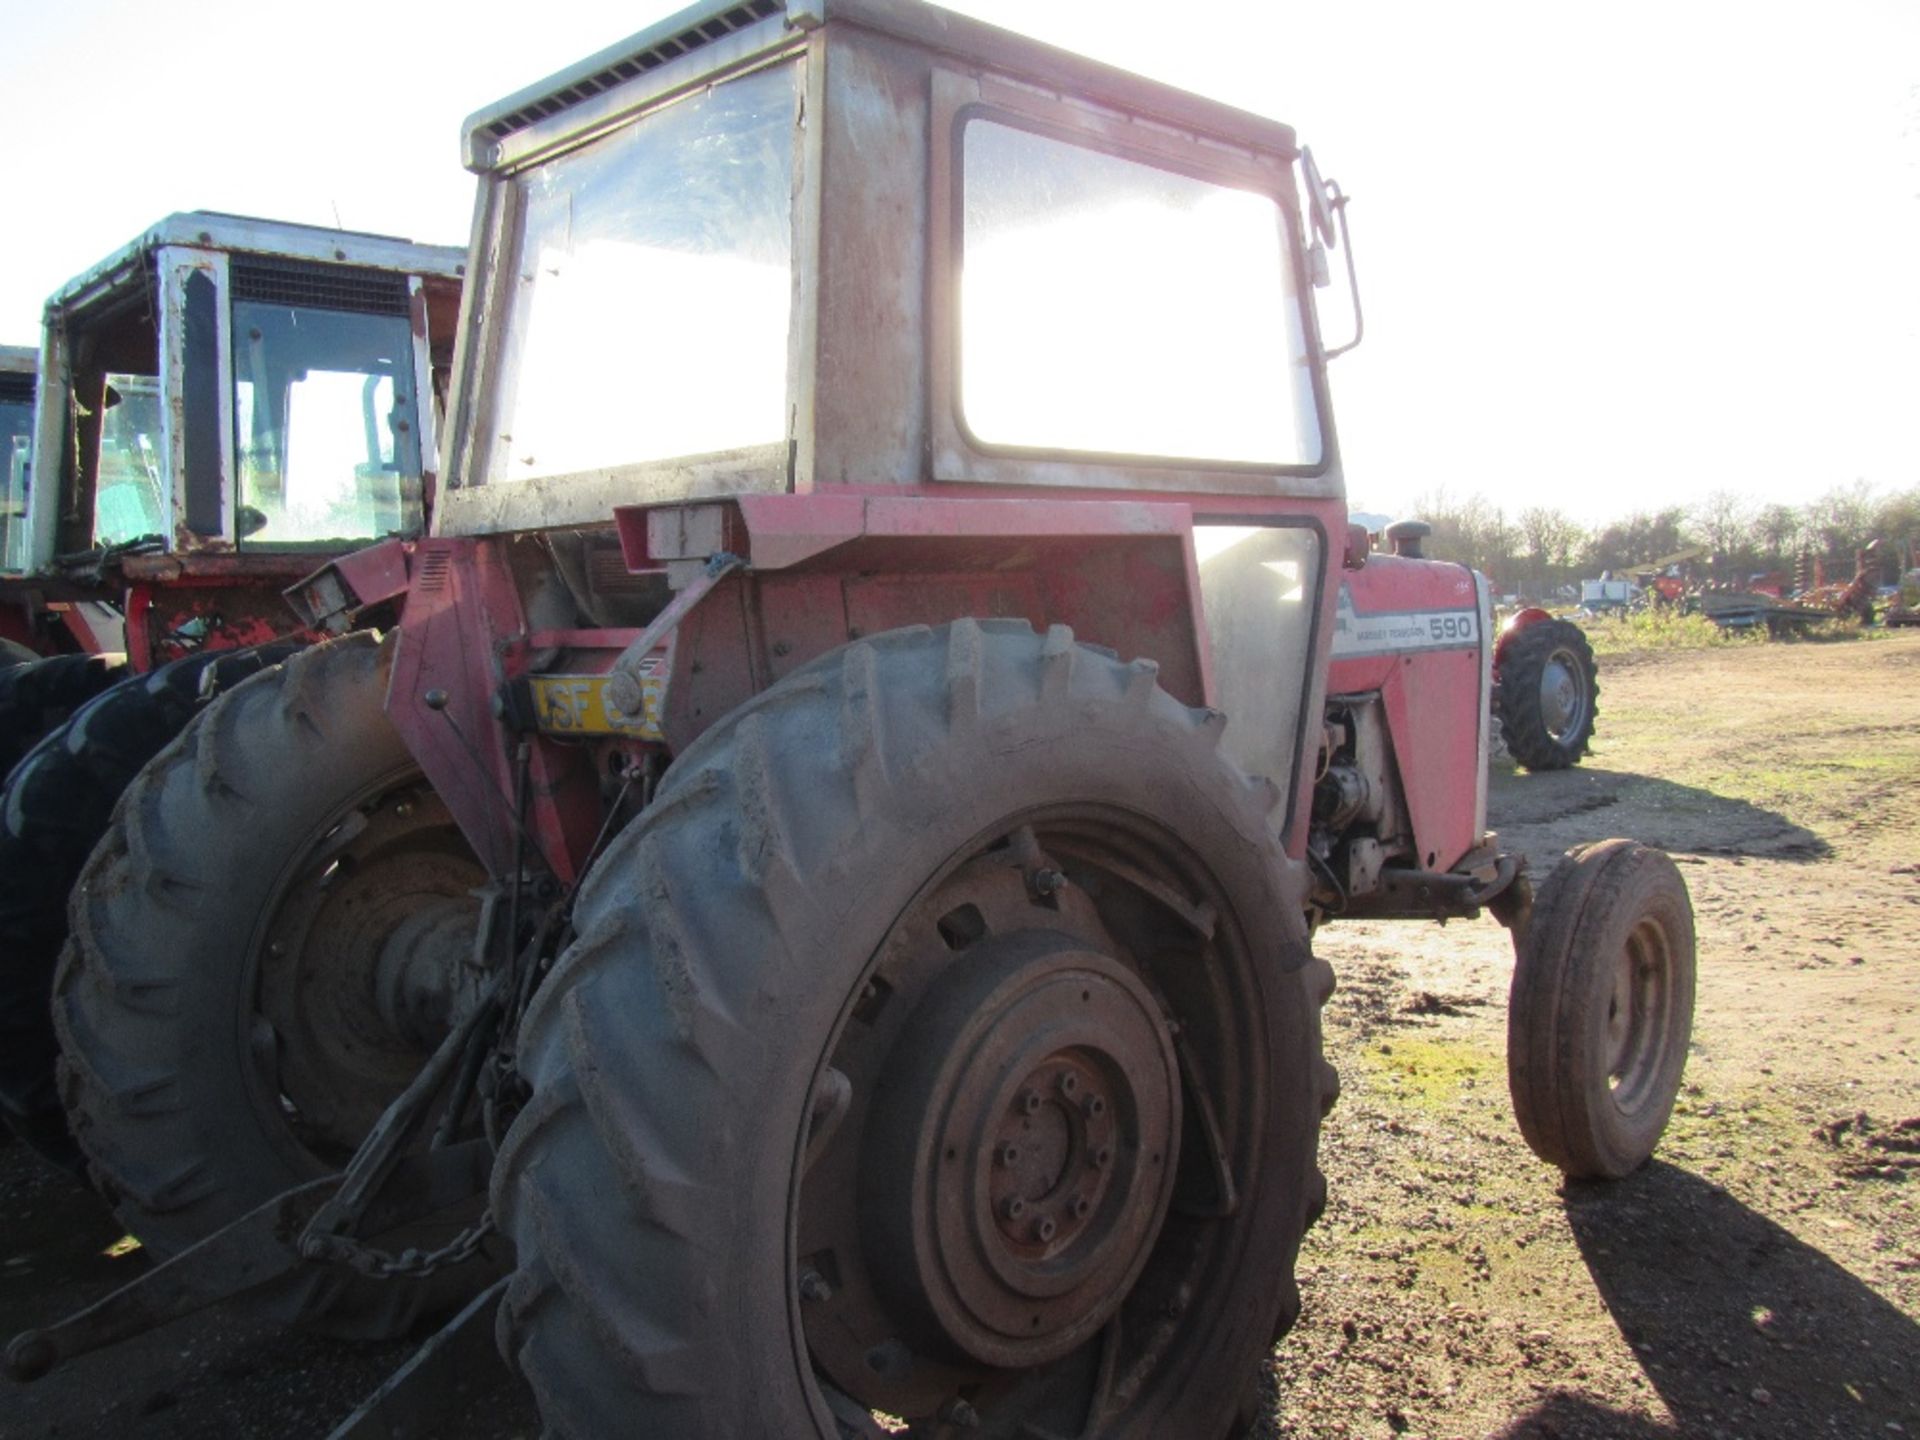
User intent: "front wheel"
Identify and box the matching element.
[1507,840,1696,1179]
[493,621,1338,1439]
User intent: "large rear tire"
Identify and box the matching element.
[0,653,127,779]
[54,633,497,1334]
[0,643,298,1171]
[493,621,1337,1439]
[1496,619,1597,771]
[1507,840,1695,1179]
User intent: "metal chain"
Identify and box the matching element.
[307,1210,496,1281]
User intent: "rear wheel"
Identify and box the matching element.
[493,621,1337,1439]
[0,643,298,1171]
[0,652,127,779]
[1507,840,1696,1179]
[54,633,496,1333]
[1496,619,1597,771]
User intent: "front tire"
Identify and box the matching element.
[1507,840,1696,1179]
[54,633,494,1333]
[493,621,1337,1439]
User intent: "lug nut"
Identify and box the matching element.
[1019,1088,1043,1116]
[1058,1072,1079,1097]
[998,1143,1020,1167]
[1091,1145,1114,1169]
[798,1269,832,1303]
[1085,1094,1106,1117]
[1072,1195,1092,1219]
[1034,1216,1058,1243]
[1033,868,1066,896]
[1003,1196,1027,1220]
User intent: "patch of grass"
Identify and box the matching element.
[1358,1034,1498,1111]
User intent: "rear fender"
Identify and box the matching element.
[1493,606,1555,676]
[622,495,1213,746]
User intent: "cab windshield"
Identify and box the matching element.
[0,388,30,569]
[93,375,166,546]
[481,59,798,486]
[231,293,423,548]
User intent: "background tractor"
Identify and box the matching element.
[0,216,464,1168]
[9,3,1697,1436]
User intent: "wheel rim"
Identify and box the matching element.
[793,808,1269,1429]
[1538,647,1589,742]
[243,771,485,1164]
[1604,914,1676,1117]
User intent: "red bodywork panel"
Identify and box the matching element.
[1327,555,1487,874]
[382,491,1352,884]
[385,538,604,883]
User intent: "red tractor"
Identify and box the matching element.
[0,215,464,1167]
[9,5,1695,1436]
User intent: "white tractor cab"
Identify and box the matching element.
[2,213,464,664]
[0,346,33,629]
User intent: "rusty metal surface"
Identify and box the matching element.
[386,539,603,883]
[437,0,1339,531]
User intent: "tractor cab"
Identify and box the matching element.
[0,346,33,578]
[4,214,464,659]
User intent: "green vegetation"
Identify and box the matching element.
[1580,609,1760,655]
[1577,609,1881,657]
[1357,1034,1498,1112]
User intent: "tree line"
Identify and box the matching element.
[1387,482,1920,600]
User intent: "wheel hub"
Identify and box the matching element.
[1540,651,1587,739]
[863,933,1180,1369]
[251,781,484,1159]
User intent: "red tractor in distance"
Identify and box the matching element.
[10,5,1697,1436]
[0,216,464,1168]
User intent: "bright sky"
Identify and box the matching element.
[4,0,1914,524]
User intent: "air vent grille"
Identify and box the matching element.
[482,0,782,143]
[416,546,453,593]
[230,258,411,317]
[0,374,32,406]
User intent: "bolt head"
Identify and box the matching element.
[1003,1196,1027,1220]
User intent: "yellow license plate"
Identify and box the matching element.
[527,671,664,740]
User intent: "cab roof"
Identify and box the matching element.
[47,211,467,321]
[462,0,1296,172]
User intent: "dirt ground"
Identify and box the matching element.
[2,631,1916,1439]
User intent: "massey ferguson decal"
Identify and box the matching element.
[1330,583,1481,658]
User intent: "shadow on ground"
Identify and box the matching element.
[1488,768,1829,867]
[1490,1162,1919,1439]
